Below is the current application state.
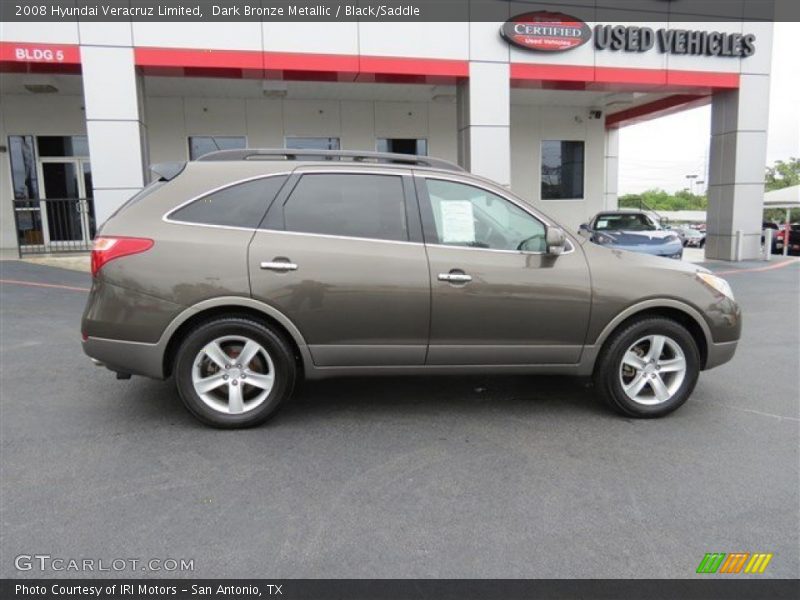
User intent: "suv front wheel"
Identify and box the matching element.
[594,317,700,418]
[174,317,296,428]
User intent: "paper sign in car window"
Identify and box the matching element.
[597,219,608,228]
[440,200,475,243]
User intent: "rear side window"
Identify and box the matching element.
[170,175,286,228]
[283,174,408,242]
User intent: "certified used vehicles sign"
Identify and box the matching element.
[500,11,592,52]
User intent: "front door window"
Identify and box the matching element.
[425,179,547,253]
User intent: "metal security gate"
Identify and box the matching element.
[13,197,96,255]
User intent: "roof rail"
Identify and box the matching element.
[195,148,464,172]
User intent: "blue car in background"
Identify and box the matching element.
[578,210,684,259]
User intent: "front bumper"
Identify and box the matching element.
[612,243,684,259]
[704,340,739,370]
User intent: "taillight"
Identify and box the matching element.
[91,236,154,277]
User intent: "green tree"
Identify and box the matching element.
[764,158,800,223]
[765,157,800,192]
[619,188,707,211]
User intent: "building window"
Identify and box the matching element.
[8,136,39,200]
[377,138,427,156]
[37,135,89,157]
[8,135,43,246]
[541,140,585,200]
[285,137,340,151]
[170,176,287,229]
[188,136,246,160]
[283,174,408,242]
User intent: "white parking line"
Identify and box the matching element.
[0,279,89,293]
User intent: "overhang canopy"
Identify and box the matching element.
[764,185,800,209]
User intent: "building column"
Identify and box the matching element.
[79,23,147,227]
[457,62,510,186]
[705,72,771,261]
[604,128,620,210]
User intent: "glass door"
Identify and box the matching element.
[37,158,93,246]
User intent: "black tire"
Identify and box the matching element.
[174,317,296,428]
[593,317,700,418]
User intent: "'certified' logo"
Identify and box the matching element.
[501,11,591,53]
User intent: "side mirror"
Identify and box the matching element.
[578,223,590,237]
[546,227,567,255]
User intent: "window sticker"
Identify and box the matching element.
[440,200,475,243]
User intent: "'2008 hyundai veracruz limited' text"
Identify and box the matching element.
[82,149,740,428]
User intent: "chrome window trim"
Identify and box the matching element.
[162,172,291,229]
[253,228,424,247]
[418,173,576,256]
[426,241,574,256]
[161,167,575,254]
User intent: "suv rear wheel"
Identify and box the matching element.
[594,317,700,418]
[174,317,296,428]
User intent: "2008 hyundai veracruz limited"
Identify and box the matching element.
[82,149,740,428]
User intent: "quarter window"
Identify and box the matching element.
[541,140,585,200]
[425,179,546,252]
[283,174,408,242]
[170,176,286,228]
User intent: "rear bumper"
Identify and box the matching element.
[704,340,738,370]
[82,336,166,379]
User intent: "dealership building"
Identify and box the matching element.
[0,10,774,260]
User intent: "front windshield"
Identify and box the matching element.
[594,213,658,232]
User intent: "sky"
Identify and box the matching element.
[618,22,800,195]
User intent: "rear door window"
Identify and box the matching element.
[170,175,287,228]
[282,174,408,242]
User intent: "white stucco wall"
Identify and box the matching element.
[0,18,774,255]
[144,92,605,229]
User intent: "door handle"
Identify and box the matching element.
[438,272,472,283]
[260,260,298,272]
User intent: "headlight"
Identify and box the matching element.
[697,272,734,300]
[593,233,616,245]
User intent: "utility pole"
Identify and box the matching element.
[685,174,698,195]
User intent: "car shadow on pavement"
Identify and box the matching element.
[280,374,609,424]
[123,374,609,429]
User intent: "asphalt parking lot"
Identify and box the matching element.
[1,258,798,579]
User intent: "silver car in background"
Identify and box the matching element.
[578,210,684,259]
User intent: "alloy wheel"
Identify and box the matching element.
[191,335,275,415]
[618,334,687,406]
